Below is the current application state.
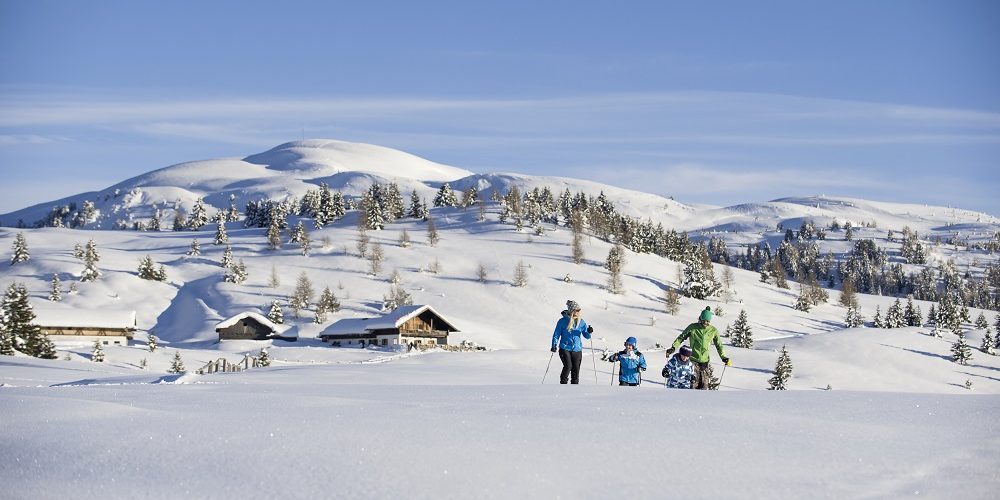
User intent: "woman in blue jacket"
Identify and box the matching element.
[551,300,592,384]
[609,336,647,386]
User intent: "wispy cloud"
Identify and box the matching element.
[0,134,65,145]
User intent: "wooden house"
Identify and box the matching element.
[216,312,296,342]
[318,305,459,348]
[32,308,137,346]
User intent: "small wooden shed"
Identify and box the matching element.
[318,305,459,348]
[216,312,296,342]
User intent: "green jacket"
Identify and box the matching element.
[672,322,725,364]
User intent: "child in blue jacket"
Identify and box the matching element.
[609,336,647,386]
[662,345,695,389]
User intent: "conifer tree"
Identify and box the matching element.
[3,282,50,356]
[884,299,905,328]
[224,259,247,284]
[980,326,995,356]
[951,328,972,365]
[173,211,186,232]
[730,309,754,348]
[187,198,209,230]
[681,247,721,299]
[187,239,201,256]
[408,190,427,219]
[872,306,886,328]
[213,219,229,245]
[770,258,789,289]
[80,239,101,282]
[426,215,439,247]
[767,345,792,390]
[571,212,585,265]
[258,348,271,367]
[974,312,989,330]
[10,232,29,265]
[267,219,282,250]
[147,333,158,352]
[664,288,681,316]
[382,284,413,312]
[221,244,234,269]
[138,255,166,281]
[318,286,340,313]
[837,278,857,308]
[290,272,314,317]
[266,300,284,325]
[298,227,311,256]
[904,296,922,326]
[433,183,459,207]
[48,274,62,302]
[793,283,812,312]
[605,244,625,294]
[168,351,185,373]
[91,339,105,362]
[512,260,529,287]
[845,304,865,328]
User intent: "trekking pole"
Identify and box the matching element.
[541,350,555,384]
[717,362,729,388]
[590,338,598,385]
[610,360,615,386]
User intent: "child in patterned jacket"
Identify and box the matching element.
[662,345,695,389]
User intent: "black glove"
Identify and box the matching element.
[665,347,675,357]
[551,347,557,353]
[721,356,731,366]
[586,325,594,333]
[661,365,670,378]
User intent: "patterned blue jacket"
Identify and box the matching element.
[663,354,694,389]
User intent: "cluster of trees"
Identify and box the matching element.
[0,283,56,358]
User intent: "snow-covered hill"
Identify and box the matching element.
[2,138,1000,498]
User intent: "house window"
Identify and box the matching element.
[381,339,387,346]
[103,341,109,345]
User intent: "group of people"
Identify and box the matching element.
[550,300,731,389]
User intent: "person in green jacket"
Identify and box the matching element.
[665,306,731,390]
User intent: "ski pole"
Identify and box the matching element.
[590,338,598,385]
[541,350,555,384]
[717,361,729,388]
[610,358,615,386]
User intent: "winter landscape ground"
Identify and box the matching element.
[2,140,999,499]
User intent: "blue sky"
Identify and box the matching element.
[1,0,998,215]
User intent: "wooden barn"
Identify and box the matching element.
[215,312,296,342]
[32,308,137,346]
[318,305,459,348]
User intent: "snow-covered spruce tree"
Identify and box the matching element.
[148,209,162,231]
[767,345,792,390]
[288,221,306,244]
[408,190,426,219]
[681,247,722,299]
[604,244,625,294]
[224,259,247,284]
[730,309,754,348]
[10,232,29,265]
[4,282,52,358]
[213,219,228,245]
[187,198,208,230]
[426,215,439,246]
[793,284,812,312]
[980,326,996,356]
[48,274,62,302]
[974,312,989,330]
[172,211,186,231]
[399,229,411,248]
[960,304,971,326]
[138,255,165,281]
[995,314,1000,338]
[298,226,311,256]
[80,239,101,282]
[318,286,340,313]
[769,257,789,289]
[186,239,201,256]
[904,296,923,327]
[664,288,681,315]
[884,299,905,329]
[386,183,405,221]
[147,333,158,352]
[361,188,386,231]
[382,285,413,312]
[168,351,185,374]
[368,242,384,276]
[845,304,865,328]
[91,339,105,362]
[221,244,234,269]
[433,183,459,208]
[290,272,314,318]
[872,306,886,328]
[460,185,479,208]
[951,328,973,365]
[266,300,284,325]
[266,219,282,250]
[258,348,271,367]
[512,260,529,287]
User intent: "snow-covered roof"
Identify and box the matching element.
[320,305,459,336]
[33,308,136,329]
[215,312,288,333]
